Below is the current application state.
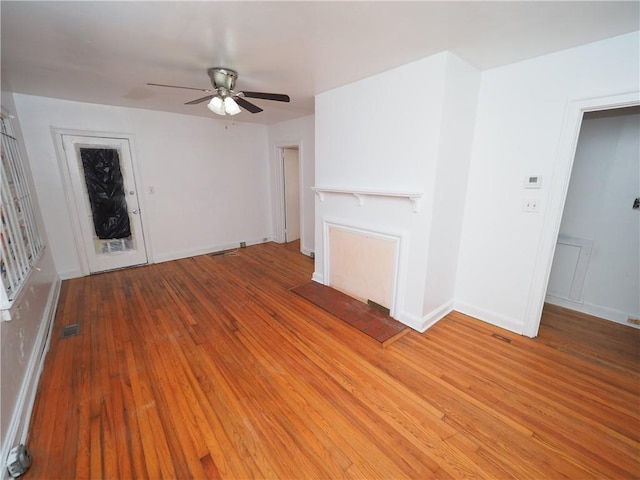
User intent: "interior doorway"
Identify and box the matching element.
[282,147,300,244]
[545,106,639,327]
[523,91,639,338]
[58,133,148,274]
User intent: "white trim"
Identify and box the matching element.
[58,269,84,280]
[545,296,640,330]
[311,272,324,284]
[51,128,153,275]
[454,300,524,334]
[272,146,286,244]
[20,277,60,443]
[127,132,155,264]
[321,216,409,320]
[312,187,423,213]
[273,141,304,245]
[522,91,640,338]
[300,246,314,257]
[152,236,271,264]
[396,310,425,332]
[398,300,454,332]
[323,220,400,316]
[1,275,61,478]
[420,300,454,332]
[52,130,89,275]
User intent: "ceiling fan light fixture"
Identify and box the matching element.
[207,96,226,115]
[152,67,289,115]
[224,96,241,115]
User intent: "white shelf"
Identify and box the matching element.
[312,187,423,212]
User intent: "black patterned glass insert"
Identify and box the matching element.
[80,148,131,240]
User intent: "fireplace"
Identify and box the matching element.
[322,219,402,317]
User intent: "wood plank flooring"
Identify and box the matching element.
[25,242,639,479]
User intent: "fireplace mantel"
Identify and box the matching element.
[312,187,423,213]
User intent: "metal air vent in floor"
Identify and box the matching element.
[60,323,80,339]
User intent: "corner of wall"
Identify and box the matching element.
[422,50,482,316]
[398,299,453,333]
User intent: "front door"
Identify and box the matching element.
[62,134,148,273]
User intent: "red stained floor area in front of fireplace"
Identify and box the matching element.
[291,282,409,345]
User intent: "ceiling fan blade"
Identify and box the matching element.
[235,97,263,114]
[185,95,215,105]
[241,91,290,102]
[147,82,212,93]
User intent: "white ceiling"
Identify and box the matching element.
[2,1,638,125]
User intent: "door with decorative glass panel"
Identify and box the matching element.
[61,135,148,273]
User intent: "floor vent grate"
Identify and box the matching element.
[367,299,391,315]
[491,332,512,343]
[61,323,80,339]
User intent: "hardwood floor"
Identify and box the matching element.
[26,242,639,479]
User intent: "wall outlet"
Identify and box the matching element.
[7,444,31,477]
[627,317,640,326]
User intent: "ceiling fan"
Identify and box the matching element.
[147,67,290,116]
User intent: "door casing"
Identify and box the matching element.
[274,142,303,247]
[523,91,640,337]
[53,129,152,276]
[283,147,301,243]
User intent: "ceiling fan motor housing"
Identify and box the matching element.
[207,68,238,92]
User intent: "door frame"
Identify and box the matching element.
[274,142,303,246]
[282,147,301,243]
[522,91,640,337]
[52,128,152,276]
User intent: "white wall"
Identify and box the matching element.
[12,95,271,278]
[315,52,481,330]
[0,91,60,476]
[267,115,315,256]
[422,53,480,321]
[315,52,448,328]
[455,31,640,335]
[546,109,639,325]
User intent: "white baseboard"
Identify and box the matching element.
[396,310,424,331]
[58,269,83,280]
[420,301,454,332]
[397,300,454,333]
[311,272,324,284]
[453,300,525,335]
[545,295,640,329]
[153,236,272,264]
[1,275,61,480]
[300,246,314,257]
